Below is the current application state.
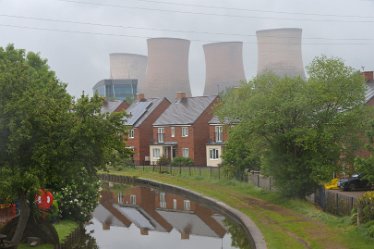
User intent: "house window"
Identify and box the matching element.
[130,195,136,205]
[153,148,161,159]
[171,127,175,137]
[209,148,219,159]
[118,192,123,205]
[157,128,164,143]
[184,200,191,211]
[160,192,166,208]
[173,199,177,209]
[181,127,188,137]
[215,126,223,143]
[129,128,135,139]
[182,148,189,158]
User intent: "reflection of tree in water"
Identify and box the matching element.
[224,219,254,249]
[71,231,99,249]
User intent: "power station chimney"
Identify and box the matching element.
[142,38,191,101]
[256,28,305,78]
[203,42,246,96]
[109,53,147,82]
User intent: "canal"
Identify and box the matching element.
[81,181,253,249]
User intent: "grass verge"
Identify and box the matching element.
[105,168,374,249]
[17,220,78,249]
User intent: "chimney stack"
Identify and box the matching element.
[137,93,145,101]
[362,71,374,82]
[175,92,186,100]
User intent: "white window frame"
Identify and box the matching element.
[129,128,135,139]
[153,148,161,159]
[181,127,189,137]
[182,148,189,158]
[215,126,223,143]
[209,148,219,160]
[183,200,191,211]
[160,192,166,208]
[157,127,165,143]
[171,127,175,137]
[173,199,177,209]
[130,194,136,205]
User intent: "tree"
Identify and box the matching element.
[216,56,371,198]
[355,121,374,184]
[221,125,260,180]
[0,45,129,244]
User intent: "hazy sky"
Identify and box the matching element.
[1,0,373,97]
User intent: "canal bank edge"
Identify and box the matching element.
[99,174,267,249]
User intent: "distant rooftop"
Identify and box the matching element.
[154,95,217,126]
[124,98,166,127]
[101,100,125,114]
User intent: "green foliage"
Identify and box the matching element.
[216,56,371,198]
[357,191,374,225]
[221,125,260,179]
[157,156,171,166]
[0,45,130,223]
[355,121,374,184]
[171,157,193,167]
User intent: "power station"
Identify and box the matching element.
[109,53,147,82]
[256,28,305,78]
[203,42,246,96]
[142,38,191,101]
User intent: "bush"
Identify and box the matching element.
[56,168,100,222]
[157,156,171,166]
[357,191,374,224]
[171,157,193,167]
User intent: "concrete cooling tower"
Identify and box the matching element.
[109,53,147,83]
[142,38,191,100]
[203,42,246,96]
[256,28,305,78]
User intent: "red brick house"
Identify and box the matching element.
[149,93,219,166]
[206,116,230,167]
[124,94,171,165]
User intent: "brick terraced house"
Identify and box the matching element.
[149,93,219,166]
[124,94,171,165]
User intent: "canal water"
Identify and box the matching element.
[82,181,253,249]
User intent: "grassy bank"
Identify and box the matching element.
[17,220,78,249]
[106,168,373,249]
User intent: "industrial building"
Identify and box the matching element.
[93,79,137,101]
[109,53,147,82]
[203,42,246,96]
[142,38,192,101]
[256,28,305,78]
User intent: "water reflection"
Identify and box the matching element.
[86,182,252,249]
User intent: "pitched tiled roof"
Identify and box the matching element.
[154,95,217,126]
[101,100,125,114]
[124,98,166,127]
[365,81,374,103]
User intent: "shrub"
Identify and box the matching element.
[56,168,100,222]
[171,157,193,167]
[357,191,374,224]
[157,156,171,166]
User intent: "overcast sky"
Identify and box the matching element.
[1,0,373,97]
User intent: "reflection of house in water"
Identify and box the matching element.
[94,185,227,240]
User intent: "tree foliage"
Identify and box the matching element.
[0,45,129,242]
[216,56,371,197]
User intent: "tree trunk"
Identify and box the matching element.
[11,192,31,246]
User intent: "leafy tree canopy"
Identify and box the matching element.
[216,56,372,197]
[0,45,129,243]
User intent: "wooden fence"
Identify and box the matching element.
[248,171,357,216]
[314,188,357,216]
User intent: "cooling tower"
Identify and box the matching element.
[142,38,191,100]
[256,28,305,78]
[203,42,246,95]
[109,53,147,83]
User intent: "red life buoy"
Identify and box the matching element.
[35,189,54,210]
